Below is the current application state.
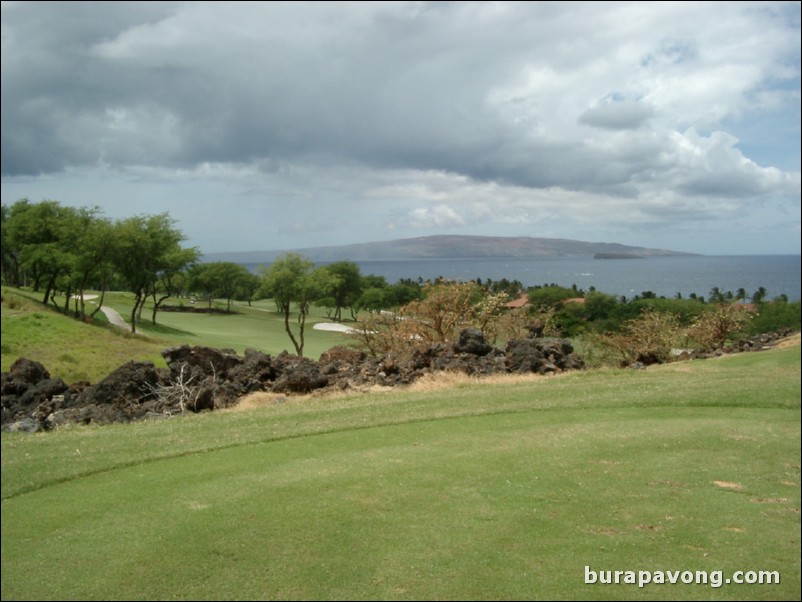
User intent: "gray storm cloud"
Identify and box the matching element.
[1,1,799,254]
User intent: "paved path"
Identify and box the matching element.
[78,295,145,334]
[98,305,131,330]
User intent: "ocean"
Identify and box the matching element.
[245,255,801,302]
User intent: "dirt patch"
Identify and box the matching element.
[749,497,789,504]
[713,481,743,490]
[584,527,624,537]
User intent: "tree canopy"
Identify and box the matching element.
[2,199,198,331]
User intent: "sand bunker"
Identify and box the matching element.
[313,322,356,333]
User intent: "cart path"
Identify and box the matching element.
[79,295,145,335]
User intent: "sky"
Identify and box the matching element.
[1,1,800,256]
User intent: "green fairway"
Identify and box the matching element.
[2,345,799,600]
[94,293,352,358]
[1,288,355,383]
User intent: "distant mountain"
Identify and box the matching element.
[203,235,697,264]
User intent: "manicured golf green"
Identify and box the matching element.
[2,345,799,600]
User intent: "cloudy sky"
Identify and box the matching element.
[2,1,800,255]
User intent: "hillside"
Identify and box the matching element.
[203,235,696,263]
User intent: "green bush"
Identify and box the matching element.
[747,300,801,334]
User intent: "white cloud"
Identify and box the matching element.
[1,1,799,254]
[405,205,467,229]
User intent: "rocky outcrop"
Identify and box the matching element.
[2,329,586,431]
[505,337,584,374]
[453,328,494,356]
[272,353,330,394]
[1,358,68,429]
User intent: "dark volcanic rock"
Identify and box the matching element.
[75,361,163,407]
[161,345,242,379]
[5,357,51,385]
[17,377,69,407]
[226,348,277,389]
[453,328,493,356]
[504,337,583,374]
[271,354,329,393]
[1,358,69,425]
[2,331,594,430]
[3,417,42,433]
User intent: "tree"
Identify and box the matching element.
[317,260,363,322]
[112,213,196,333]
[401,282,481,343]
[473,291,510,343]
[688,303,752,350]
[527,285,577,309]
[210,262,252,311]
[235,271,261,306]
[598,307,684,365]
[187,263,218,308]
[66,208,117,321]
[487,277,524,296]
[351,282,485,356]
[354,276,423,313]
[188,262,251,312]
[150,247,198,323]
[0,203,18,286]
[352,307,428,357]
[260,253,328,357]
[384,280,423,307]
[3,199,123,321]
[4,199,78,304]
[752,287,767,304]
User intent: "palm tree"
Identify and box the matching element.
[752,287,767,304]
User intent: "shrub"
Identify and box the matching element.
[598,307,684,365]
[687,303,753,350]
[747,300,801,334]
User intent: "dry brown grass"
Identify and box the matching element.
[227,383,397,411]
[775,332,801,349]
[406,370,551,392]
[225,370,560,411]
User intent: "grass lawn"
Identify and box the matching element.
[2,343,799,600]
[1,288,355,383]
[1,289,167,382]
[97,293,352,358]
